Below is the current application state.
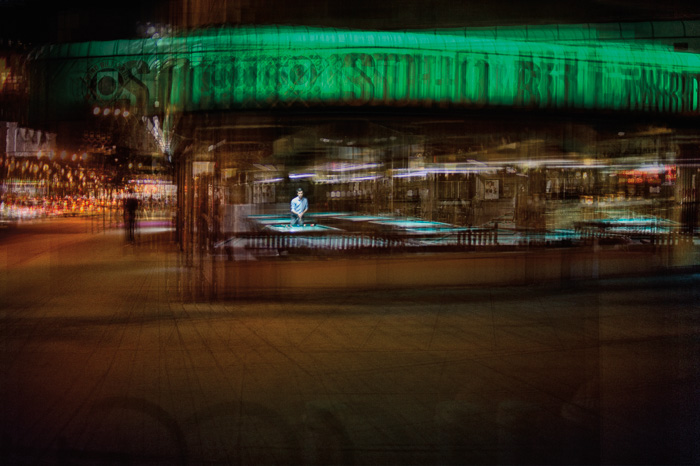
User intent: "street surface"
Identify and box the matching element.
[1,217,698,465]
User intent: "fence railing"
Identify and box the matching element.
[228,229,501,255]
[575,227,695,247]
[216,228,695,258]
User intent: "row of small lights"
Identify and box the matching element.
[92,106,131,117]
[35,150,89,162]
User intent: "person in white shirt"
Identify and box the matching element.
[290,188,308,226]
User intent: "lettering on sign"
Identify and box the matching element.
[29,28,700,117]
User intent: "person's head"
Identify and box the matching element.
[296,188,304,198]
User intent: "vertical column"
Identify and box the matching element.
[677,143,699,235]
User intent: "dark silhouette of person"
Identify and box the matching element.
[124,192,139,243]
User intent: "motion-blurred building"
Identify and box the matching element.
[2,1,700,275]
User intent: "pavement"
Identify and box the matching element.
[1,217,699,465]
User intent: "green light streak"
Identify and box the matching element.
[28,25,700,119]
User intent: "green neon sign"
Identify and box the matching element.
[28,25,700,120]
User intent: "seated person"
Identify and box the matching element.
[290,188,308,226]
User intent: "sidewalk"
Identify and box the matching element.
[1,219,698,464]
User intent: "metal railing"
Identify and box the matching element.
[226,228,501,255]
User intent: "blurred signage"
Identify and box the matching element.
[0,57,8,91]
[1,52,29,95]
[484,179,499,200]
[619,165,676,185]
[192,161,214,176]
[28,26,700,120]
[2,121,56,157]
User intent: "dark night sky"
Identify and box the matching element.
[1,0,699,44]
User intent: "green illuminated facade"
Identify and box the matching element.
[28,25,700,121]
[12,24,700,263]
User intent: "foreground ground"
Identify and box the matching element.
[1,218,698,464]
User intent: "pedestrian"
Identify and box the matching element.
[124,190,139,242]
